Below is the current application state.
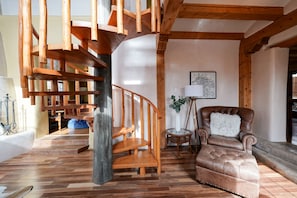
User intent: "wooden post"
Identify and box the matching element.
[116,0,124,34]
[239,42,252,108]
[39,0,47,65]
[136,0,142,33]
[62,0,71,50]
[91,0,98,41]
[157,52,166,148]
[93,55,112,185]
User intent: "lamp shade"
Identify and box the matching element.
[184,85,203,97]
[0,76,15,99]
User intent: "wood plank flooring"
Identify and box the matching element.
[1,130,297,197]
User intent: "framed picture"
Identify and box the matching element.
[190,71,216,99]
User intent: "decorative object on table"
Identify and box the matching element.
[184,84,203,148]
[0,76,17,135]
[169,95,187,131]
[190,71,216,99]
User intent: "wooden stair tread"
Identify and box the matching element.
[43,104,97,111]
[30,67,104,81]
[32,44,107,68]
[112,126,134,138]
[113,138,148,154]
[108,6,153,41]
[113,150,158,169]
[29,91,100,97]
[71,20,127,55]
[64,112,94,120]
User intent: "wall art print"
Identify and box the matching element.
[190,71,216,99]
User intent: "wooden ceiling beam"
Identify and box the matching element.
[242,8,297,53]
[270,35,297,48]
[157,0,184,54]
[169,31,244,40]
[160,0,184,34]
[178,3,283,20]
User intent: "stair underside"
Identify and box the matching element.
[32,44,107,68]
[71,21,127,55]
[113,150,158,169]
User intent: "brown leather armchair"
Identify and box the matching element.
[198,106,257,154]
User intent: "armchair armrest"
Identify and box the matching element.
[239,131,257,154]
[198,128,210,145]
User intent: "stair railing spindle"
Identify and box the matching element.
[62,0,71,50]
[91,0,98,41]
[116,0,124,34]
[140,97,144,139]
[39,0,47,65]
[136,0,142,33]
[151,0,156,32]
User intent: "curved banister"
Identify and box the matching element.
[112,84,161,174]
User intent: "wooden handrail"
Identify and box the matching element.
[112,84,161,171]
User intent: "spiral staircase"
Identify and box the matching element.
[18,0,161,176]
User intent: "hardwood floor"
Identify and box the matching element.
[1,130,297,197]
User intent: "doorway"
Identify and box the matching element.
[287,46,297,145]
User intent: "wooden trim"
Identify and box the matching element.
[178,3,283,20]
[169,31,244,40]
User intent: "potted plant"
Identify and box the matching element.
[169,95,187,131]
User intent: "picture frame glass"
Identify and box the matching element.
[190,71,216,99]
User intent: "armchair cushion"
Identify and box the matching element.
[208,135,244,150]
[210,112,241,137]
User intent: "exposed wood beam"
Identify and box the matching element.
[157,0,183,54]
[160,0,184,34]
[242,8,297,53]
[157,34,169,54]
[178,3,283,20]
[270,35,297,48]
[169,31,244,40]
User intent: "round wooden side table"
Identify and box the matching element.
[166,128,192,157]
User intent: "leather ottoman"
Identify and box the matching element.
[196,145,259,198]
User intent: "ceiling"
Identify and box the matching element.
[158,0,297,53]
[1,0,297,52]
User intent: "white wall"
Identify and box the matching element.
[252,47,289,141]
[112,35,157,104]
[165,39,240,130]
